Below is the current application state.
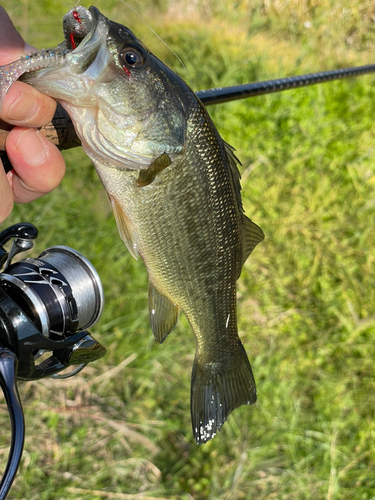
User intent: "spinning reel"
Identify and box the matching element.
[0,222,106,499]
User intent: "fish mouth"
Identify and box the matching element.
[61,6,109,75]
[65,6,101,52]
[63,6,99,52]
[19,6,108,82]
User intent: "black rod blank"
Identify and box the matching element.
[196,64,375,105]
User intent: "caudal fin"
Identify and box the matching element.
[191,342,256,444]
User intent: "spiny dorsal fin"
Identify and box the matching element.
[223,141,244,213]
[242,215,265,265]
[137,153,172,187]
[148,281,180,343]
[109,196,139,260]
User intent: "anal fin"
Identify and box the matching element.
[191,341,256,444]
[148,281,180,343]
[110,196,139,259]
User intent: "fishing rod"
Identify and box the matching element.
[1,62,375,159]
[195,63,375,105]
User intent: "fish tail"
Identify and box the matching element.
[191,341,256,444]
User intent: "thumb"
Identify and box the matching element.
[0,7,35,65]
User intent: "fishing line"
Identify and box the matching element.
[56,0,79,10]
[118,0,188,75]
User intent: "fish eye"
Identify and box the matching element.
[121,47,144,69]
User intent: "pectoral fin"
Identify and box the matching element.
[242,215,264,265]
[148,281,180,343]
[137,153,172,187]
[110,196,139,259]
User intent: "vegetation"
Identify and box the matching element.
[1,0,375,498]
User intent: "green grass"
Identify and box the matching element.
[1,0,375,498]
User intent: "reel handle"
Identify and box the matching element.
[0,348,24,500]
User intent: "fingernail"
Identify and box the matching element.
[6,92,38,122]
[15,129,47,166]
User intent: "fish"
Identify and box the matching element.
[0,6,264,444]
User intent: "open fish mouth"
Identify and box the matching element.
[0,6,109,105]
[58,6,109,75]
[22,6,109,80]
[63,6,97,51]
[1,5,114,107]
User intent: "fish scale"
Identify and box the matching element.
[0,5,264,444]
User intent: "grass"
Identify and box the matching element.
[1,0,375,498]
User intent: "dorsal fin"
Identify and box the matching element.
[223,141,244,213]
[137,153,172,187]
[223,141,265,264]
[109,196,139,259]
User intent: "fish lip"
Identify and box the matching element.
[69,6,100,53]
[18,6,110,95]
[64,6,109,74]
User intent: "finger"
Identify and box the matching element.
[6,127,66,203]
[0,6,28,65]
[0,81,57,127]
[0,7,57,128]
[0,159,14,222]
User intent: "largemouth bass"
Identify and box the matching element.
[0,6,264,444]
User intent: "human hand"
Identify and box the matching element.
[0,6,66,223]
